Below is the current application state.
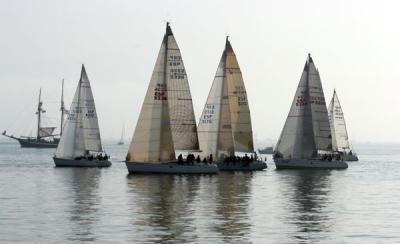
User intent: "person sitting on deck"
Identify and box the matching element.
[203,157,207,164]
[196,155,201,163]
[178,154,183,164]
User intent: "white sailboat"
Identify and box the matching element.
[197,37,266,171]
[53,65,110,167]
[125,23,218,174]
[274,54,348,169]
[328,90,358,161]
[117,126,124,145]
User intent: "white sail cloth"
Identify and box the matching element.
[127,23,199,163]
[198,38,254,159]
[328,90,350,151]
[55,65,103,159]
[275,55,332,159]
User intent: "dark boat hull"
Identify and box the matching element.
[17,138,59,148]
[216,160,267,171]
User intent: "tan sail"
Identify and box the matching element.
[127,25,175,163]
[165,27,199,151]
[225,40,254,152]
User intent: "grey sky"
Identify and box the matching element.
[1,0,399,143]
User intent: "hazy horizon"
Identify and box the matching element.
[1,0,400,144]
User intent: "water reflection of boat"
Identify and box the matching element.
[126,175,201,243]
[213,172,253,242]
[60,168,102,242]
[281,170,332,242]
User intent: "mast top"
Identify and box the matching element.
[166,22,173,36]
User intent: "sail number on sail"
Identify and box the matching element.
[296,94,326,107]
[154,84,167,100]
[169,55,185,79]
[201,104,215,124]
[234,86,248,106]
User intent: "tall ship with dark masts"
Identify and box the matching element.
[2,81,67,148]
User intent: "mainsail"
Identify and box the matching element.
[198,37,254,159]
[275,54,332,159]
[127,23,199,163]
[55,65,103,159]
[328,90,350,151]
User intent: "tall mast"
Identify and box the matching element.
[159,22,170,159]
[60,79,65,136]
[36,88,43,140]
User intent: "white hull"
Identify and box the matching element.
[274,158,348,169]
[53,157,111,167]
[125,162,218,174]
[217,160,267,171]
[344,154,358,161]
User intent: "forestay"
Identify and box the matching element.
[275,54,331,159]
[328,90,350,151]
[55,65,103,159]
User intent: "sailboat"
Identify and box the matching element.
[273,54,348,169]
[53,65,110,167]
[117,126,125,145]
[197,37,267,171]
[328,90,358,161]
[2,82,66,148]
[125,23,218,174]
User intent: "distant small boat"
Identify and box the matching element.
[125,23,218,174]
[117,126,125,145]
[328,90,358,161]
[2,81,66,148]
[53,65,110,167]
[197,37,266,171]
[274,54,348,169]
[258,146,274,154]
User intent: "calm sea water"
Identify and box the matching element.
[0,141,400,243]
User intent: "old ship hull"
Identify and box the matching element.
[17,138,59,148]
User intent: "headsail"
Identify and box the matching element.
[275,54,331,159]
[55,65,103,159]
[225,39,253,153]
[198,37,253,159]
[328,90,350,151]
[164,25,199,151]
